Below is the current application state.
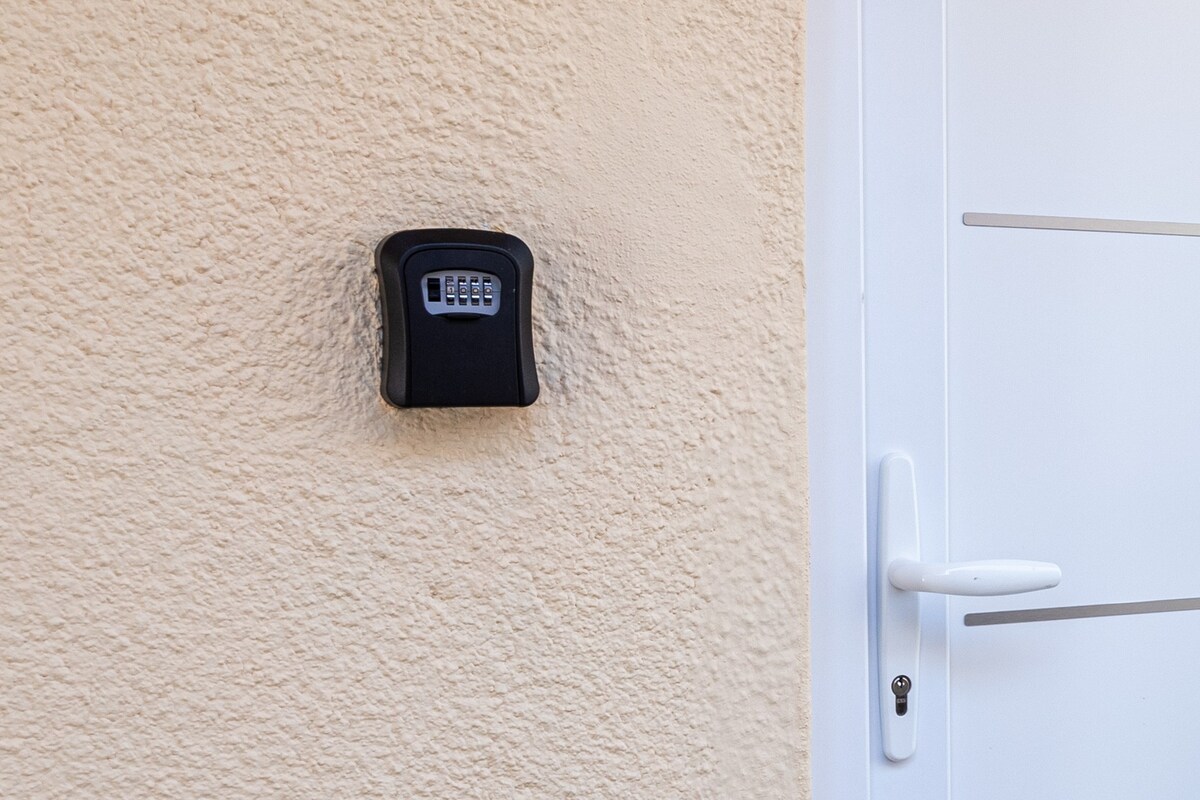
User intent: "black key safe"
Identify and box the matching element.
[375,228,539,408]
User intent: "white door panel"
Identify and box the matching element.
[947,229,1200,799]
[951,612,1200,800]
[950,0,1200,222]
[950,228,1200,606]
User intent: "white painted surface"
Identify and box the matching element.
[947,5,1200,795]
[810,0,1200,796]
[950,0,1200,223]
[862,0,951,793]
[805,0,873,794]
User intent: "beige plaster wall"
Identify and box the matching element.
[0,1,807,796]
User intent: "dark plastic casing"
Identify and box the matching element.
[375,228,539,408]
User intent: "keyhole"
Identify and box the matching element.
[891,675,912,716]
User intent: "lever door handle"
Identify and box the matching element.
[888,558,1061,596]
[877,453,1061,762]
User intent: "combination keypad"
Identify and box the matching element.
[421,270,500,316]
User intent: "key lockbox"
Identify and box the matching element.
[375,228,539,408]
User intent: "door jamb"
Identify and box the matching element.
[805,0,872,795]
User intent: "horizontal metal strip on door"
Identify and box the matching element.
[964,596,1200,627]
[963,212,1200,237]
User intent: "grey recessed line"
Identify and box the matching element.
[964,597,1200,627]
[963,212,1200,237]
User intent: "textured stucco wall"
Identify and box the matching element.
[1,1,807,797]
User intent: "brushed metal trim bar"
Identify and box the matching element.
[964,597,1200,627]
[963,212,1200,238]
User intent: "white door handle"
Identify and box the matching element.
[877,453,1062,762]
[888,558,1061,596]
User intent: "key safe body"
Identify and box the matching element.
[375,228,539,408]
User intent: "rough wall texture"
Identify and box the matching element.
[0,1,807,797]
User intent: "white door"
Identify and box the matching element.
[809,1,1200,797]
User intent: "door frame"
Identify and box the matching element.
[806,0,950,795]
[805,0,871,795]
